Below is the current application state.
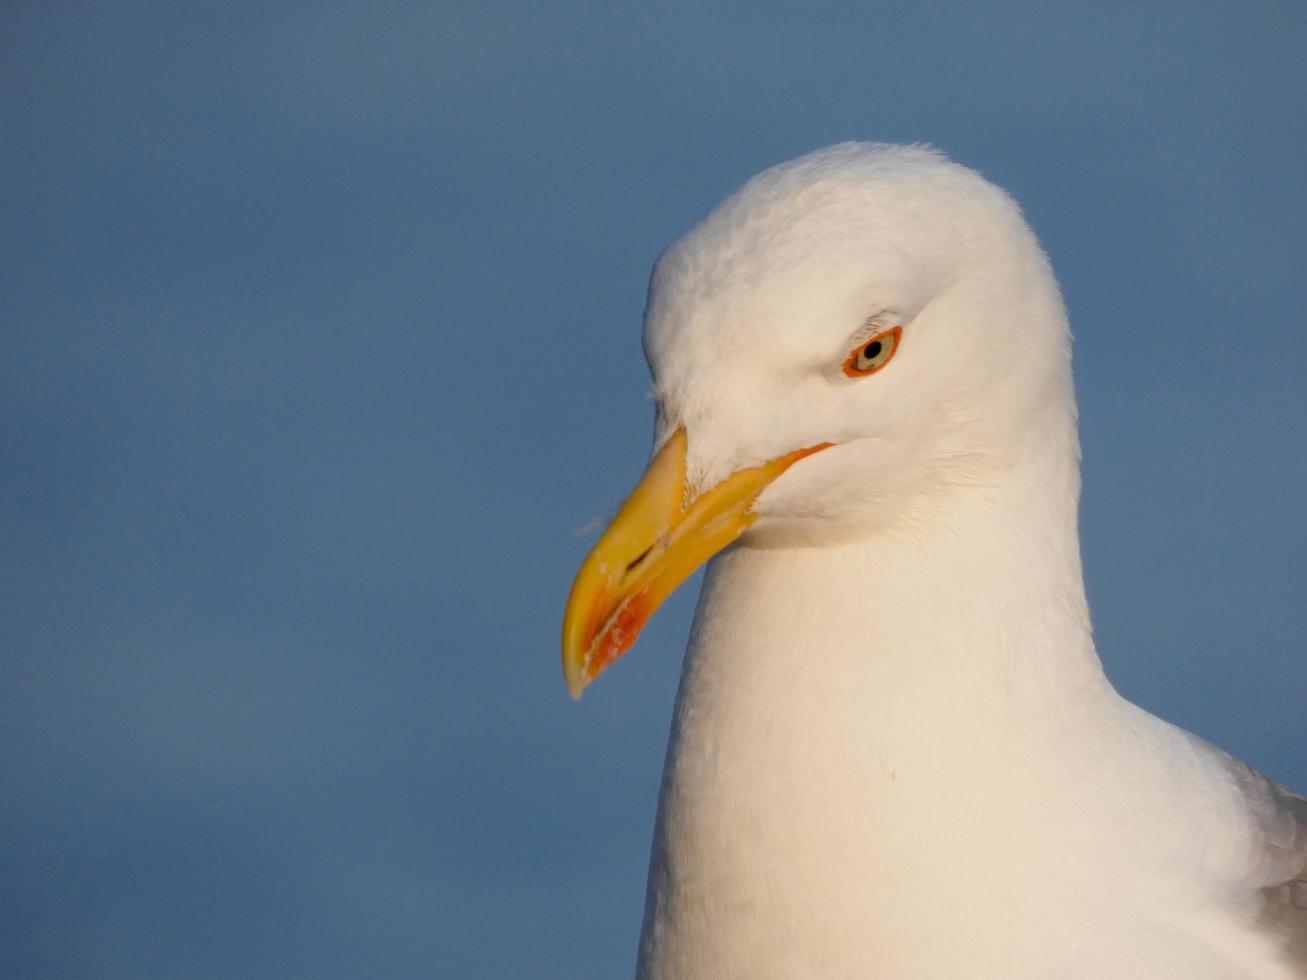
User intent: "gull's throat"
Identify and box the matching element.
[638,451,1114,977]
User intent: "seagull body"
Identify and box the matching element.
[561,143,1306,978]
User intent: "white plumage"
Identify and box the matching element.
[580,143,1306,978]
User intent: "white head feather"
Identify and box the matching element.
[643,142,1076,546]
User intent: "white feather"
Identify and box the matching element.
[634,143,1306,978]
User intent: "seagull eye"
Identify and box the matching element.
[843,326,901,377]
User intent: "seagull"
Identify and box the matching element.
[561,143,1306,978]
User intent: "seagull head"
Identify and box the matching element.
[563,142,1076,696]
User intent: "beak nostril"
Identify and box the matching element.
[625,546,653,574]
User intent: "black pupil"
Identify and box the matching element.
[863,341,883,361]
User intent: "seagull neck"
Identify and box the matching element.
[673,446,1110,764]
[641,444,1121,972]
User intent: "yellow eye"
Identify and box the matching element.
[843,326,901,377]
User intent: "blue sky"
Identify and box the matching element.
[3,2,1305,977]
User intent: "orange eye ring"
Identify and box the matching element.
[842,326,902,378]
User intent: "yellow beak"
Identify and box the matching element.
[561,428,829,698]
